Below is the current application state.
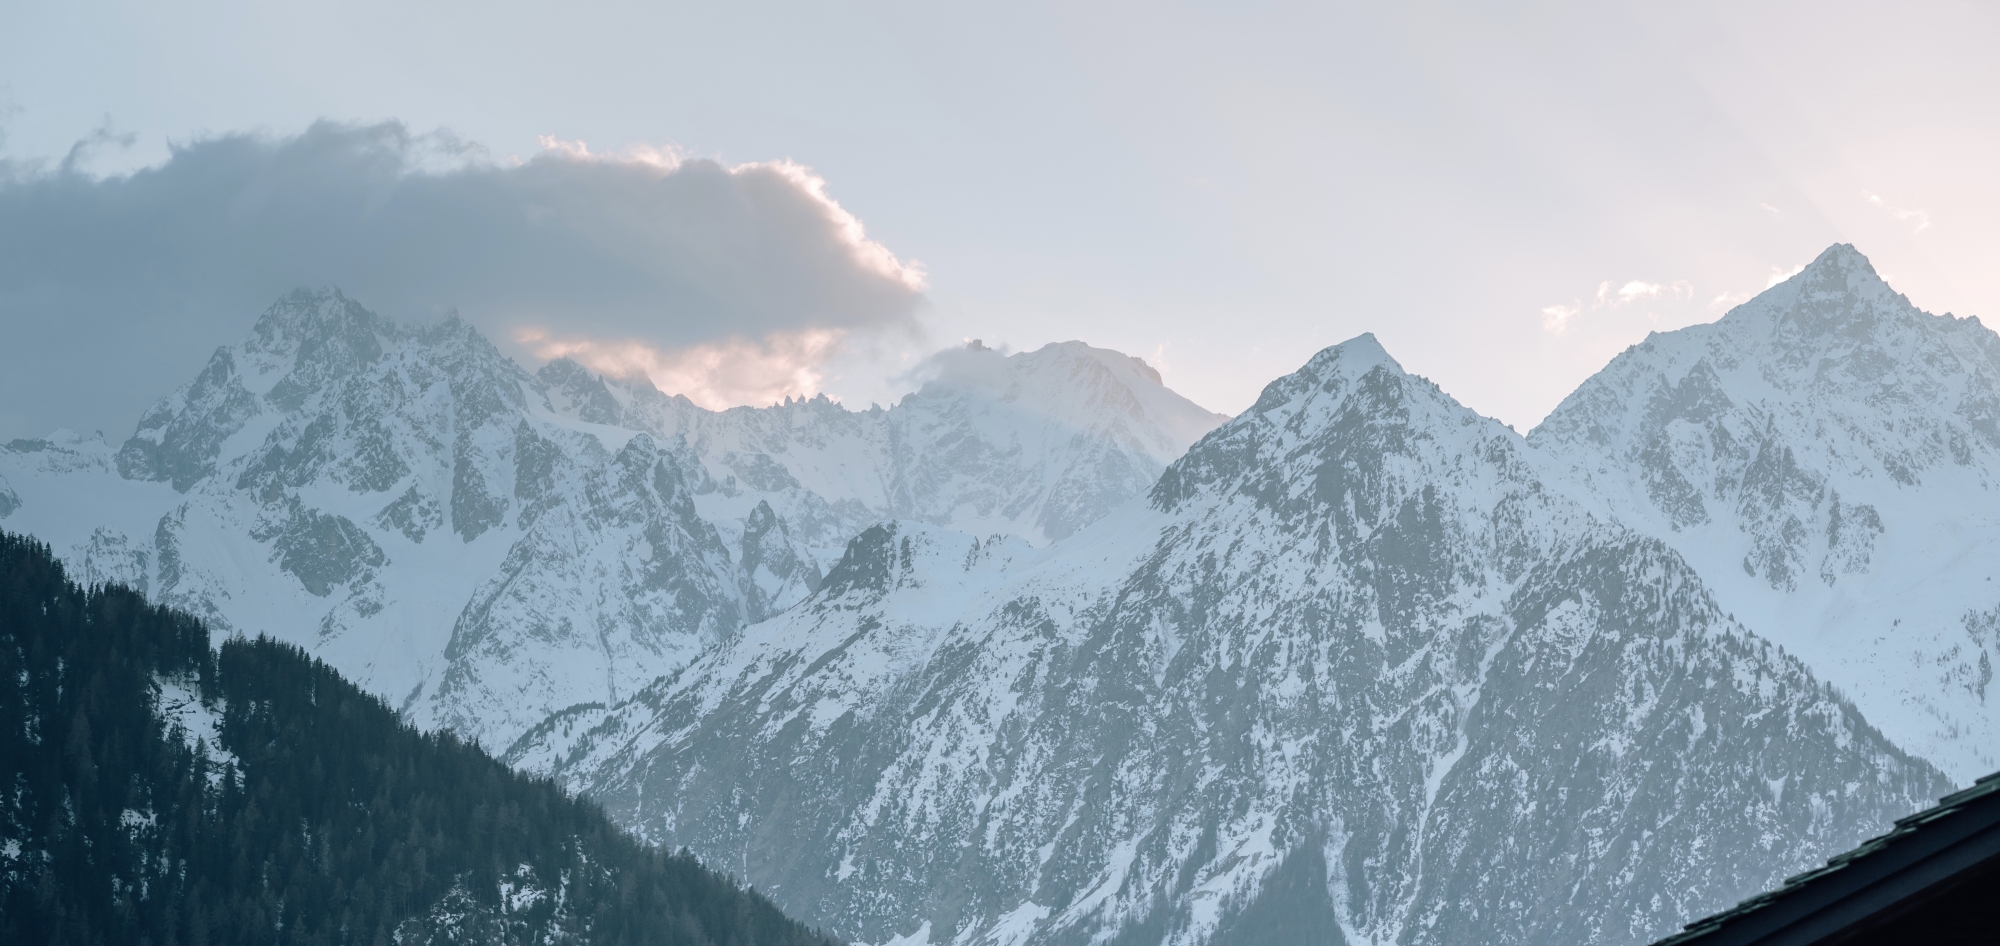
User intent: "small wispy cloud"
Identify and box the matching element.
[1595,280,1665,308]
[1619,280,1663,301]
[1766,264,1804,288]
[1541,302,1583,334]
[1759,202,1782,216]
[1862,190,1931,232]
[1549,273,1701,333]
[59,118,138,175]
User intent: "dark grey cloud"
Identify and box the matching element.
[0,120,926,438]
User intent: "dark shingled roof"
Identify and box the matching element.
[1655,771,2000,945]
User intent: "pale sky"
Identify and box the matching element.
[3,0,1997,438]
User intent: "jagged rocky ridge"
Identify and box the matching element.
[1532,244,2000,781]
[516,335,1949,946]
[0,290,1224,749]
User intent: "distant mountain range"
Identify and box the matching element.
[0,294,1222,748]
[3,244,1992,945]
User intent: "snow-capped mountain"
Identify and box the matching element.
[1532,244,2000,782]
[517,335,1946,946]
[540,337,1228,556]
[0,289,1224,749]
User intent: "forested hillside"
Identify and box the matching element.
[0,531,840,946]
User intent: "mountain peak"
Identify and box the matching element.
[1316,331,1397,376]
[904,338,1227,453]
[1799,242,1878,280]
[1154,332,1499,516]
[1294,333,1404,391]
[1243,333,1405,417]
[1730,243,1909,340]
[1789,242,1895,303]
[246,287,392,358]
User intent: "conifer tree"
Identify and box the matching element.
[0,531,841,946]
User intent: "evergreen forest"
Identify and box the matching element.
[0,531,844,946]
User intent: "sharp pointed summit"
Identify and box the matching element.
[1255,332,1401,400]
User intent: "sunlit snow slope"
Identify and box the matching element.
[1533,244,2000,781]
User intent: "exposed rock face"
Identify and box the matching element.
[0,290,1225,749]
[739,499,825,624]
[519,336,1947,946]
[82,292,749,746]
[1533,244,2000,780]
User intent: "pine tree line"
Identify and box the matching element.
[0,531,843,946]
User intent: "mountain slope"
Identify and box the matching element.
[520,336,1947,946]
[1531,244,2000,781]
[0,531,841,946]
[0,291,1224,749]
